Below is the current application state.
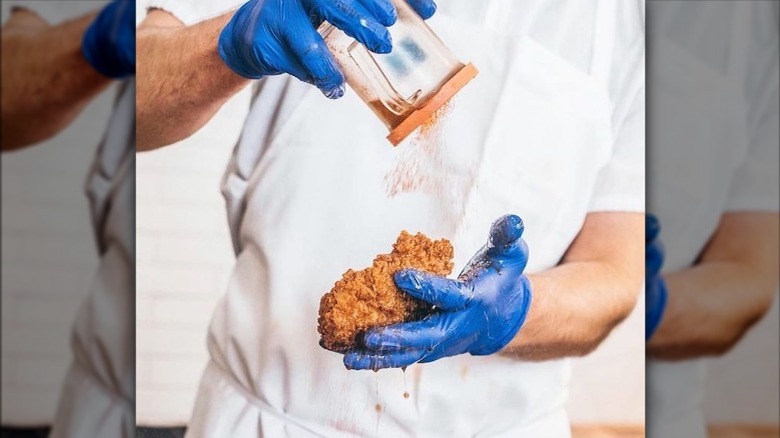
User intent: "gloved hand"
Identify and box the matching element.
[645,214,668,340]
[82,0,135,78]
[344,214,533,370]
[219,0,437,99]
[404,0,437,19]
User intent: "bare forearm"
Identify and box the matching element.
[647,213,779,360]
[136,12,249,151]
[503,262,640,360]
[502,212,644,361]
[1,12,111,151]
[648,262,777,359]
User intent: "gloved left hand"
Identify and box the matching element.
[219,0,437,99]
[645,214,667,340]
[82,0,135,78]
[344,214,533,370]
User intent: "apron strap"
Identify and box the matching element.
[590,0,617,85]
[85,81,135,254]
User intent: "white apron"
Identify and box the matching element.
[189,2,616,436]
[646,2,753,437]
[49,81,136,438]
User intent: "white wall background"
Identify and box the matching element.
[135,88,251,425]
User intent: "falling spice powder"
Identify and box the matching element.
[384,99,453,197]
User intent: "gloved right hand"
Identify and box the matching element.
[218,0,437,99]
[344,214,532,370]
[646,214,668,340]
[82,0,136,78]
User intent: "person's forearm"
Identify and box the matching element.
[136,11,250,151]
[499,212,644,361]
[647,213,779,360]
[501,261,641,360]
[1,11,111,151]
[647,263,777,359]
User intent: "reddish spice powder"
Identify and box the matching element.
[383,99,454,197]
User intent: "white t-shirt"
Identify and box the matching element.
[145,0,645,435]
[647,1,779,437]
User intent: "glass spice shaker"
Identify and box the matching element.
[319,0,478,145]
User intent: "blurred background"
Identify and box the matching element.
[134,86,250,426]
[646,1,779,437]
[2,1,135,435]
[1,81,116,426]
[1,1,120,426]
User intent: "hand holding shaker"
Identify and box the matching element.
[320,0,478,145]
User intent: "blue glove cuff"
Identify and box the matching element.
[82,27,127,78]
[218,18,265,80]
[82,1,135,79]
[645,277,667,340]
[470,275,533,356]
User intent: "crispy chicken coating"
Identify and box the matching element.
[318,231,454,352]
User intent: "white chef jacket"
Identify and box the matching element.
[145,0,645,436]
[647,1,779,438]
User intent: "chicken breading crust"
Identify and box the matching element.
[318,231,454,352]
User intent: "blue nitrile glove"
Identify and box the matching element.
[404,0,437,19]
[344,214,533,370]
[218,0,437,99]
[82,0,135,78]
[646,214,668,340]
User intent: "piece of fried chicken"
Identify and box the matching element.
[318,231,454,352]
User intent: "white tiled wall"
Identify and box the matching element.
[1,84,116,425]
[135,89,251,425]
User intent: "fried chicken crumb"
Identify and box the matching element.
[318,231,454,352]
